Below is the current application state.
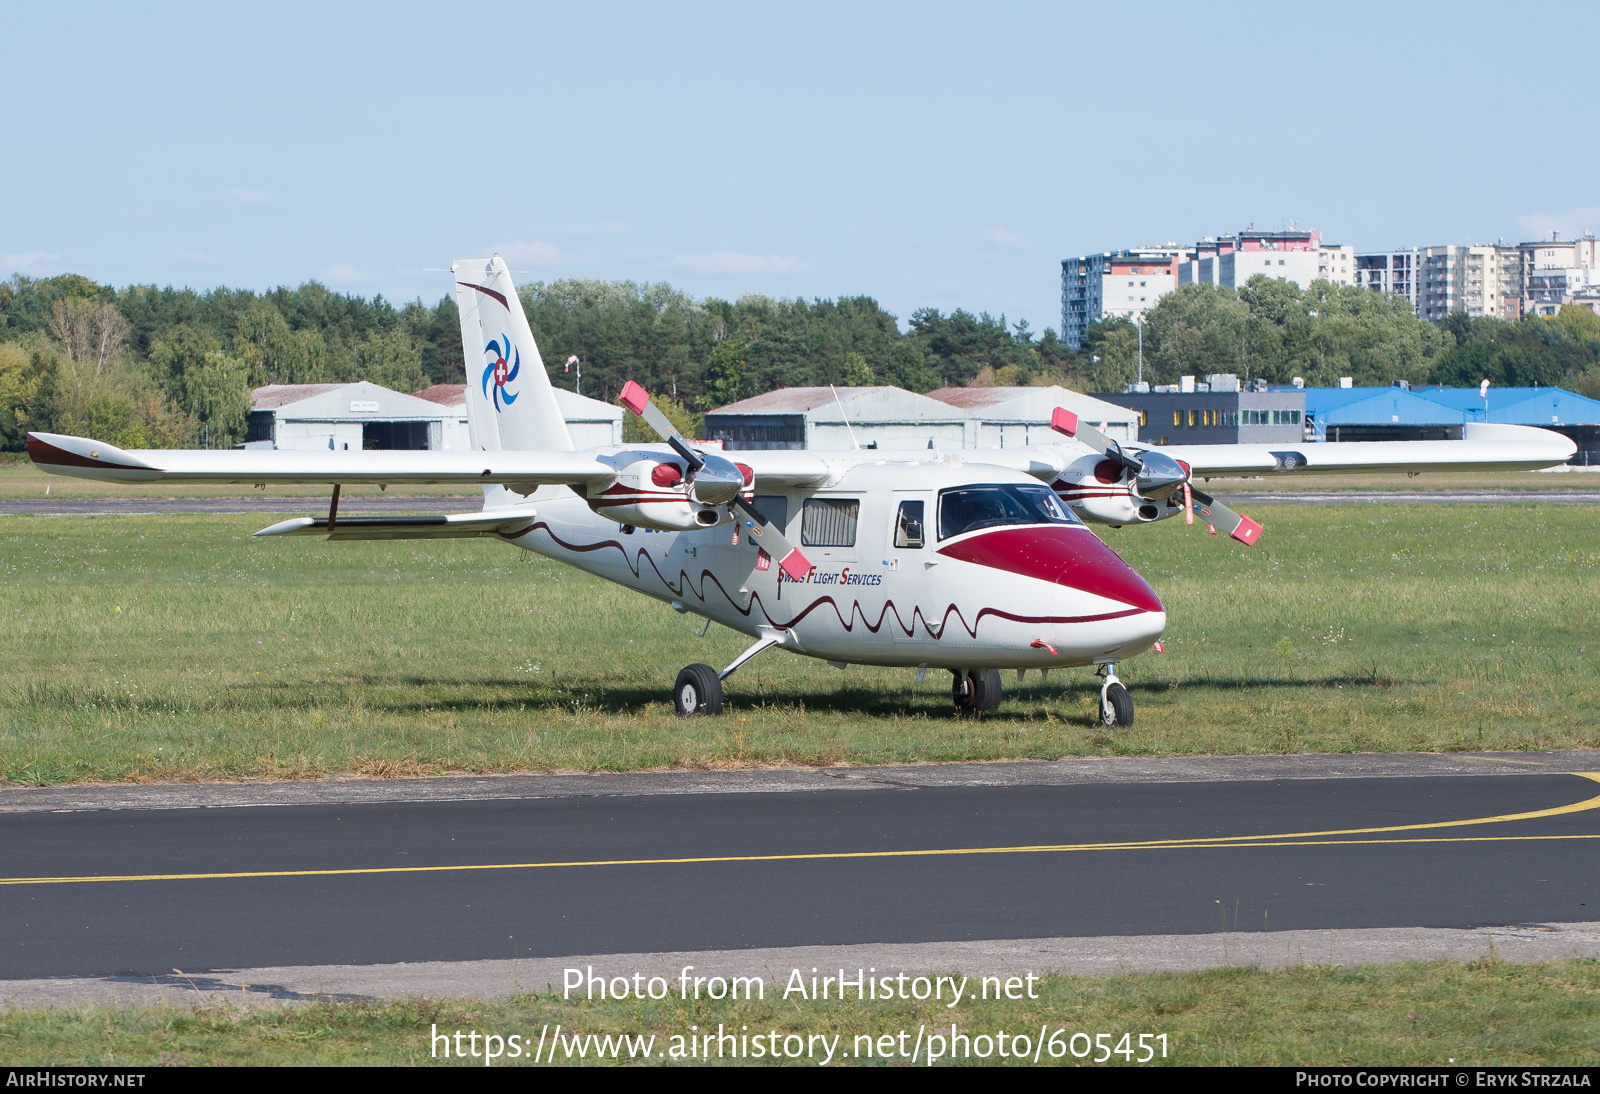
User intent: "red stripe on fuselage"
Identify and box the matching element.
[936,525,1163,613]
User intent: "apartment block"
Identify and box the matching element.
[1059,247,1185,349]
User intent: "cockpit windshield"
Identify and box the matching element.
[937,484,1081,540]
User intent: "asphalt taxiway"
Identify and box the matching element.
[2,753,1598,995]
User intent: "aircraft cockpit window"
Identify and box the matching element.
[801,497,859,547]
[894,500,925,548]
[938,484,1081,540]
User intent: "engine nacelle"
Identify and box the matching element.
[1067,493,1167,526]
[586,456,730,532]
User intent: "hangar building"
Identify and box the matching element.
[1304,384,1600,464]
[245,381,623,451]
[412,384,623,449]
[704,385,1139,452]
[926,386,1139,446]
[244,382,458,451]
[1097,375,1306,446]
[704,387,970,451]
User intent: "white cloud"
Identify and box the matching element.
[1,251,63,272]
[982,227,1030,250]
[175,249,216,267]
[492,240,573,266]
[555,219,624,236]
[321,264,370,284]
[1515,205,1600,240]
[225,186,280,206]
[667,251,813,275]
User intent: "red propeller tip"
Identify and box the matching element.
[1050,407,1078,437]
[1229,516,1263,546]
[778,549,812,583]
[619,381,650,415]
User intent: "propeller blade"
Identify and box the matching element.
[732,495,813,582]
[619,381,703,472]
[1188,488,1263,546]
[1050,407,1141,474]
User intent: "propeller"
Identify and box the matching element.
[619,381,813,581]
[1051,407,1262,546]
[1187,486,1263,546]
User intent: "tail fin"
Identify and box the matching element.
[452,256,574,452]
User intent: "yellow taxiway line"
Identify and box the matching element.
[3,774,1598,889]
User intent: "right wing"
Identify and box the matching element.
[25,431,618,492]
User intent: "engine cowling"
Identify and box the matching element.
[586,456,730,531]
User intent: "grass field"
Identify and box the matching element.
[1,500,1596,785]
[4,959,1598,1066]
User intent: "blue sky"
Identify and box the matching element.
[5,1,1598,333]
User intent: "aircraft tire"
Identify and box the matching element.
[674,663,724,716]
[976,668,1002,711]
[953,668,1002,712]
[1102,682,1133,728]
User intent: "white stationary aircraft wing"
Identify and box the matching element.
[1152,423,1576,478]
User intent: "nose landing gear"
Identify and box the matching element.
[1097,662,1133,727]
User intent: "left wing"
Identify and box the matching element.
[1156,423,1576,478]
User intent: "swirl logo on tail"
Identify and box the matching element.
[481,338,520,411]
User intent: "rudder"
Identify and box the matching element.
[452,256,574,452]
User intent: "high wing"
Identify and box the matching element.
[24,431,831,491]
[1152,423,1576,478]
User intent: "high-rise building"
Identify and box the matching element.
[1416,245,1511,324]
[1059,246,1186,349]
[1060,228,1349,350]
[1519,233,1600,316]
[1179,229,1349,291]
[1356,250,1420,311]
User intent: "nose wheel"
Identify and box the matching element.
[673,663,723,716]
[1098,663,1134,727]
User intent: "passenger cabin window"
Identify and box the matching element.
[750,494,788,533]
[937,484,1080,540]
[801,497,859,547]
[894,501,925,548]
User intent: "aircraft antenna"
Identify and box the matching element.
[830,385,860,449]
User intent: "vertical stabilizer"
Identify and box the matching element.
[452,256,574,452]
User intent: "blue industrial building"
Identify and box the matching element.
[1295,384,1600,464]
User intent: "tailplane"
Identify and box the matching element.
[452,256,574,453]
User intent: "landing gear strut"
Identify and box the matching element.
[1097,662,1133,727]
[952,668,1002,712]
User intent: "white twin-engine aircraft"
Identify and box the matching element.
[27,257,1576,726]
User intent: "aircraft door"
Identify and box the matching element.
[888,490,934,647]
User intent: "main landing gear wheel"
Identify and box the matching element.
[1101,682,1133,727]
[674,663,723,717]
[952,668,1002,712]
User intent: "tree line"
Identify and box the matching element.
[2,270,1596,452]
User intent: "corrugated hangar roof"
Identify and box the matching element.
[250,383,348,410]
[409,382,621,422]
[707,386,964,422]
[929,385,1138,424]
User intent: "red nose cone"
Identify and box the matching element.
[937,527,1163,613]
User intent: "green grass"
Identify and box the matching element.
[4,960,1598,1065]
[1,504,1597,784]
